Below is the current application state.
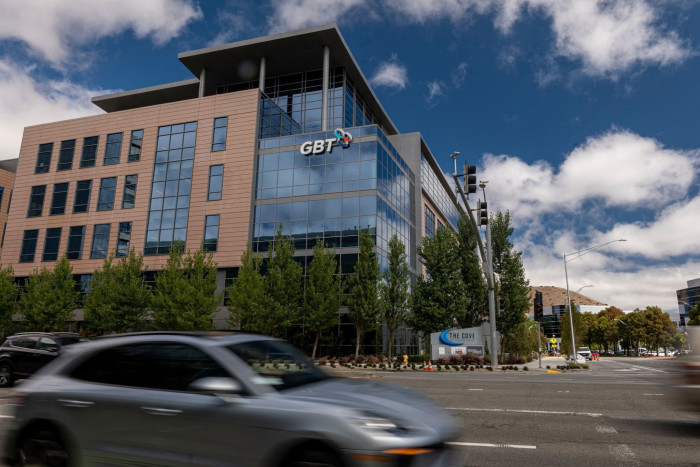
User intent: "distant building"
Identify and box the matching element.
[677,278,700,326]
[0,158,17,259]
[537,304,609,338]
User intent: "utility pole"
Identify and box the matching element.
[451,153,498,366]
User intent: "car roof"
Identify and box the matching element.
[9,332,84,338]
[89,331,278,349]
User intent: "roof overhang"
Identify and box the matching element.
[91,79,200,112]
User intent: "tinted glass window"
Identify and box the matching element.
[50,182,69,215]
[226,340,327,391]
[37,337,59,351]
[73,180,92,213]
[104,132,123,165]
[128,130,143,162]
[56,336,89,346]
[27,186,46,217]
[66,226,85,260]
[35,143,53,174]
[80,136,99,168]
[12,336,38,349]
[58,140,75,171]
[70,343,229,391]
[97,177,117,211]
[42,227,62,262]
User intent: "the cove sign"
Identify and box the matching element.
[300,128,353,155]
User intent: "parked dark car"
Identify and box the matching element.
[3,332,458,466]
[0,332,89,387]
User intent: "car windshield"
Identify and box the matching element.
[226,340,328,391]
[57,336,90,346]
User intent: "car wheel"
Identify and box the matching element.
[17,428,69,467]
[0,363,14,388]
[285,448,342,467]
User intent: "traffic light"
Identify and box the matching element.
[534,290,543,321]
[464,163,477,194]
[479,201,488,226]
[498,296,506,315]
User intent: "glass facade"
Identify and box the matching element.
[254,125,416,272]
[90,224,111,259]
[20,229,39,263]
[424,205,435,237]
[208,165,223,201]
[67,226,85,260]
[97,177,117,211]
[73,180,92,213]
[122,175,137,209]
[212,117,227,151]
[27,185,46,217]
[203,215,219,252]
[145,121,197,255]
[421,153,459,229]
[677,284,700,326]
[80,136,99,168]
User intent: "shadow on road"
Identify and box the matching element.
[611,417,700,438]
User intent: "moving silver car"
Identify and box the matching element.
[3,332,458,466]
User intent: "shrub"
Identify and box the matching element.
[546,365,550,369]
[444,364,450,370]
[319,358,328,366]
[501,356,526,365]
[487,366,493,371]
[523,366,529,371]
[470,366,475,371]
[367,355,381,365]
[339,356,352,364]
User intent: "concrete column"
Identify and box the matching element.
[198,68,206,98]
[322,45,329,131]
[259,57,266,92]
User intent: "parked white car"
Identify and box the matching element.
[577,347,592,360]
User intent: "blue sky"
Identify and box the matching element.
[1,0,699,314]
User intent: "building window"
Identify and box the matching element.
[50,182,69,215]
[67,226,86,260]
[27,185,46,218]
[128,129,144,162]
[20,229,39,263]
[203,215,219,252]
[58,139,75,171]
[212,117,228,151]
[122,175,137,209]
[90,224,111,259]
[35,143,53,174]
[80,136,99,168]
[1,223,6,248]
[145,121,197,255]
[437,220,444,231]
[104,132,123,165]
[424,205,435,238]
[116,222,132,257]
[42,227,62,262]
[73,180,92,213]
[208,165,223,201]
[0,186,3,209]
[97,177,117,211]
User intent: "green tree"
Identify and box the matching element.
[0,265,17,337]
[688,303,700,326]
[227,246,268,332]
[347,230,380,360]
[83,250,150,335]
[265,225,303,337]
[506,320,539,357]
[303,239,343,359]
[378,234,411,361]
[643,306,675,351]
[19,257,78,331]
[560,302,587,357]
[151,244,221,331]
[580,312,596,347]
[490,211,530,350]
[410,227,467,336]
[456,214,487,328]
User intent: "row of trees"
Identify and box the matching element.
[0,246,220,337]
[560,303,685,355]
[1,210,532,361]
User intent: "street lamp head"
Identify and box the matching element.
[450,151,460,159]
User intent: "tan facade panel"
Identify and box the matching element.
[5,90,259,276]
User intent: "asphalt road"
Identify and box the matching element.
[368,357,700,466]
[0,357,697,466]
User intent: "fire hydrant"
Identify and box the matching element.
[403,354,408,366]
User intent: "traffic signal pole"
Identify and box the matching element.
[451,171,498,367]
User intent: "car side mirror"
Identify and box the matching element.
[188,377,244,395]
[47,346,60,353]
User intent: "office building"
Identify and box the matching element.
[1,24,462,347]
[0,159,17,260]
[677,278,700,326]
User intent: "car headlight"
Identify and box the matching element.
[350,411,408,438]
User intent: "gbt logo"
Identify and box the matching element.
[300,128,353,155]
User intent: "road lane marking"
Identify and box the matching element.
[642,393,664,396]
[468,389,483,391]
[596,425,618,434]
[631,366,666,374]
[447,442,536,450]
[0,415,14,418]
[447,407,603,417]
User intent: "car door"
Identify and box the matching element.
[62,341,266,466]
[11,336,40,376]
[35,337,61,369]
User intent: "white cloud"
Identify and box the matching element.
[384,0,493,23]
[266,0,367,34]
[482,129,699,220]
[426,80,445,106]
[451,62,468,88]
[0,60,109,159]
[0,0,202,67]
[530,0,694,79]
[370,57,408,90]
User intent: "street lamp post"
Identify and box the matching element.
[529,323,543,368]
[564,239,626,359]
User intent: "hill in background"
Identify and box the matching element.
[528,286,607,316]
